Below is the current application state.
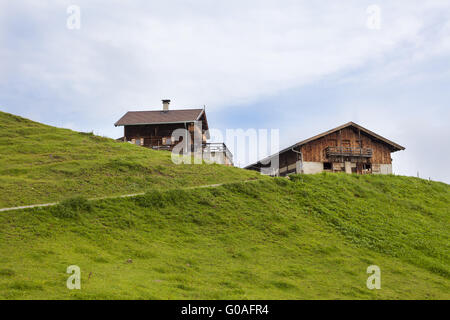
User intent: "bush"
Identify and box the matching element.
[52,196,92,219]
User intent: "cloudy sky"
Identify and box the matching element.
[1,1,449,182]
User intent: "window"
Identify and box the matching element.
[162,137,172,145]
[323,162,332,170]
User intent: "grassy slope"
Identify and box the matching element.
[0,174,448,299]
[0,111,260,207]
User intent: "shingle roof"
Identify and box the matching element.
[114,109,204,126]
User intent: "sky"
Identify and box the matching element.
[1,0,449,183]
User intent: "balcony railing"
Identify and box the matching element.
[325,146,373,158]
[203,143,233,163]
[150,142,233,163]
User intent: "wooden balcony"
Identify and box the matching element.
[325,146,373,158]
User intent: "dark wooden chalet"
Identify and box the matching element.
[115,100,233,165]
[245,122,405,176]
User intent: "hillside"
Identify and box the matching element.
[0,111,260,208]
[0,174,449,299]
[0,111,448,300]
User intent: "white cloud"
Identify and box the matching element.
[1,0,450,181]
[3,1,449,114]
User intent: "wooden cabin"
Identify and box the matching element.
[245,122,405,176]
[115,100,233,166]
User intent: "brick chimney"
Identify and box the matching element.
[162,99,170,111]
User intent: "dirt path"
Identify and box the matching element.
[0,183,227,213]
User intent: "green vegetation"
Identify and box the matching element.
[0,174,448,299]
[0,111,260,207]
[0,111,448,299]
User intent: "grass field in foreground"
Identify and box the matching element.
[0,110,261,208]
[0,174,448,299]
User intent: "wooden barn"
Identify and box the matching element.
[115,100,233,166]
[245,122,405,176]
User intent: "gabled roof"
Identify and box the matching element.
[114,109,205,127]
[244,122,405,169]
[289,121,405,152]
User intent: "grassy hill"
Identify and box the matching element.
[0,111,260,207]
[0,174,449,299]
[0,111,448,299]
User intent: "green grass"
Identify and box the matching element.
[0,111,261,207]
[0,174,448,299]
[0,111,448,299]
